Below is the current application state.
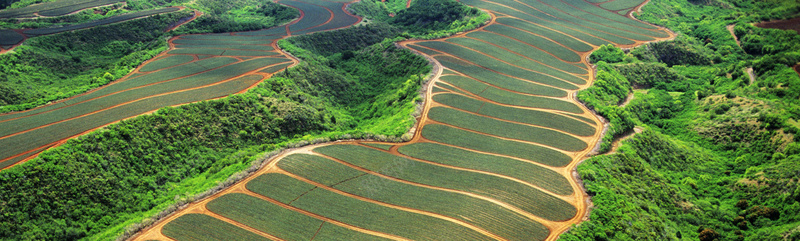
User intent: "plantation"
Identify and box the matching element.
[21,7,180,35]
[248,172,495,240]
[428,107,588,151]
[283,154,552,241]
[397,142,573,195]
[434,59,569,97]
[314,144,578,221]
[0,0,123,18]
[162,214,270,241]
[464,31,587,73]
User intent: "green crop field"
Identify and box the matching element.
[398,142,573,195]
[464,31,587,73]
[428,107,588,151]
[481,24,587,60]
[283,0,331,32]
[433,58,569,96]
[162,213,269,241]
[280,153,551,240]
[247,172,495,240]
[417,41,585,88]
[277,154,365,186]
[314,144,577,221]
[293,0,360,35]
[478,87,585,113]
[22,7,180,36]
[0,30,24,46]
[420,124,572,167]
[600,0,647,11]
[207,193,386,241]
[432,93,595,136]
[445,37,588,77]
[0,0,123,18]
[138,55,196,72]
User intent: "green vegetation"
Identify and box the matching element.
[600,0,646,11]
[0,0,123,18]
[281,153,552,241]
[207,193,385,240]
[248,172,495,241]
[175,0,299,34]
[398,142,573,195]
[427,107,588,151]
[0,11,191,111]
[350,0,489,39]
[314,144,577,221]
[565,0,800,239]
[421,124,572,167]
[162,213,269,241]
[22,7,180,35]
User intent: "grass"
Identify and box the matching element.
[206,193,323,241]
[427,107,589,151]
[314,144,578,221]
[139,55,196,72]
[162,213,268,241]
[601,0,647,11]
[434,57,569,96]
[282,0,331,32]
[416,41,584,87]
[0,0,123,18]
[465,31,587,72]
[249,172,494,240]
[397,142,573,195]
[22,7,181,36]
[420,124,572,167]
[445,37,588,78]
[277,154,365,186]
[293,0,360,35]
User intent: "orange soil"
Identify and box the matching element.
[127,0,671,240]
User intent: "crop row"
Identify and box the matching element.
[0,74,264,165]
[416,41,585,87]
[246,172,494,240]
[427,107,588,151]
[397,142,573,195]
[313,144,577,221]
[22,7,180,36]
[277,153,551,241]
[600,0,647,11]
[0,57,286,137]
[292,0,360,35]
[431,91,595,136]
[0,0,123,18]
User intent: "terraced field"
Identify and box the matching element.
[0,0,123,18]
[133,0,672,240]
[0,0,362,169]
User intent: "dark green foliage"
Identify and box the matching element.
[0,77,339,239]
[615,62,688,90]
[578,62,635,153]
[173,0,298,34]
[631,35,713,66]
[390,0,479,33]
[0,11,191,113]
[590,44,626,64]
[287,22,401,56]
[350,0,489,39]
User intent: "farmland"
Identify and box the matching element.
[0,0,362,169]
[0,0,677,239]
[130,0,674,239]
[0,0,123,18]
